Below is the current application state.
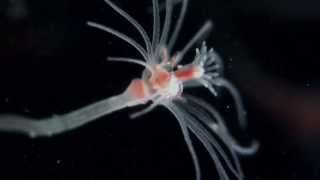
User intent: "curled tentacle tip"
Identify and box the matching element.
[235,140,260,156]
[246,140,260,155]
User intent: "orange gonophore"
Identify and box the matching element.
[127,79,150,99]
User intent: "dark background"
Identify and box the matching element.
[0,0,320,179]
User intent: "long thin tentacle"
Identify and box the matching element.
[188,121,230,180]
[165,102,201,180]
[171,101,232,180]
[152,0,160,52]
[204,77,247,129]
[104,0,152,56]
[185,95,258,155]
[168,0,188,51]
[179,97,244,178]
[107,57,154,72]
[87,21,148,61]
[159,0,173,47]
[129,101,158,119]
[177,99,243,179]
[175,21,213,65]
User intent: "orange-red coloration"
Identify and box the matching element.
[149,70,171,90]
[175,65,201,81]
[127,79,150,99]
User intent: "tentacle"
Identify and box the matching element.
[187,118,231,180]
[170,100,235,180]
[152,0,161,53]
[204,77,247,129]
[87,21,148,61]
[165,102,201,180]
[159,0,173,47]
[107,57,154,73]
[168,0,189,51]
[129,101,158,119]
[174,21,213,65]
[176,99,244,179]
[103,0,152,56]
[193,42,224,75]
[184,95,258,155]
